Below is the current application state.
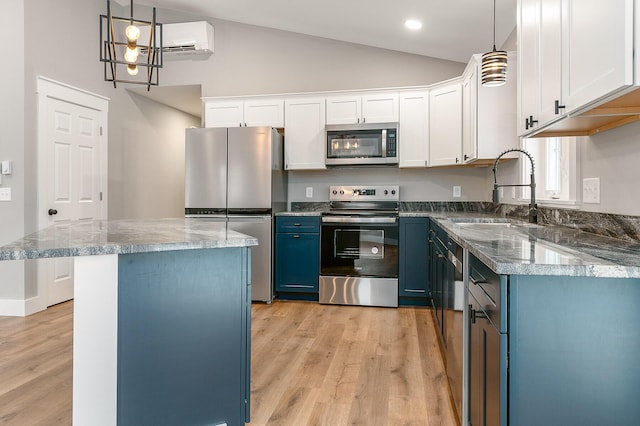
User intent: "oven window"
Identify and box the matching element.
[321,223,398,278]
[334,229,384,259]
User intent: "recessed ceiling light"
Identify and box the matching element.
[405,19,423,30]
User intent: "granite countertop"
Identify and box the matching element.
[428,214,640,279]
[0,218,258,261]
[280,203,640,278]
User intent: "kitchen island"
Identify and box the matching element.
[0,218,257,426]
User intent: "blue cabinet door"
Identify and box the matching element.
[275,217,320,296]
[399,217,430,301]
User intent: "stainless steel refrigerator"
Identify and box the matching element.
[184,126,287,302]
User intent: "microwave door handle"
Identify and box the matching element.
[382,129,387,157]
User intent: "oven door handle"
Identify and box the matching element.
[321,216,398,224]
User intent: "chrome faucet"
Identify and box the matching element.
[492,148,538,224]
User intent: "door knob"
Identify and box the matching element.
[48,209,58,216]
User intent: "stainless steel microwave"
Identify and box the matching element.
[326,123,398,166]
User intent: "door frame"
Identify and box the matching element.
[34,76,109,312]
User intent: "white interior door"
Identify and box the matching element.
[36,78,108,308]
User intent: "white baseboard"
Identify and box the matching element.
[0,296,46,317]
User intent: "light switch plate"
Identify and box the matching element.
[305,187,313,198]
[583,177,600,204]
[0,187,11,201]
[1,161,11,175]
[453,186,461,198]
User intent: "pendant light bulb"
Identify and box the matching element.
[124,44,139,63]
[127,64,139,76]
[125,24,140,42]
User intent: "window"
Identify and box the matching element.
[521,137,578,204]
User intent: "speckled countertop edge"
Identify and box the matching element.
[428,213,640,279]
[0,218,258,261]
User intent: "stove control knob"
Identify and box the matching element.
[391,190,396,195]
[384,190,388,195]
[332,190,337,195]
[339,190,344,195]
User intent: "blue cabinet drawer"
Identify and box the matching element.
[276,216,320,233]
[469,253,507,333]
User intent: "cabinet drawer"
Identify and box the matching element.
[276,216,320,233]
[469,254,507,333]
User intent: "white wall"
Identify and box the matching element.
[288,167,494,203]
[579,122,640,216]
[0,0,26,301]
[109,92,199,219]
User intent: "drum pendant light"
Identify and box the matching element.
[481,0,508,87]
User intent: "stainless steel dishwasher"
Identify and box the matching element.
[445,237,464,422]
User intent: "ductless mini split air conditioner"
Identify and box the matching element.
[140,21,214,57]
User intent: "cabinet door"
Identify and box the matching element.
[517,0,541,135]
[275,232,320,293]
[204,100,244,128]
[538,0,563,126]
[243,99,284,128]
[469,294,504,426]
[562,0,633,114]
[362,93,399,123]
[284,97,326,170]
[518,0,563,135]
[462,66,477,163]
[326,96,361,124]
[399,91,429,168]
[429,81,462,166]
[399,218,429,297]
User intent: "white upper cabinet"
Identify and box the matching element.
[361,93,399,123]
[429,80,462,167]
[399,91,429,168]
[326,93,399,125]
[204,100,244,128]
[325,96,361,124]
[517,0,635,137]
[518,0,563,135]
[284,97,326,170]
[562,0,634,114]
[463,53,518,163]
[204,98,284,128]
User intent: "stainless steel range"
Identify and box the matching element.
[319,185,400,308]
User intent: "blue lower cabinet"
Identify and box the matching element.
[275,216,320,301]
[468,252,640,426]
[399,217,430,306]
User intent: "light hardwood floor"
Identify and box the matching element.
[0,300,456,425]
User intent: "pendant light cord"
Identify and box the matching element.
[492,0,497,51]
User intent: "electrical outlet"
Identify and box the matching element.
[511,187,516,199]
[305,187,313,198]
[583,178,600,203]
[0,187,11,201]
[453,186,461,198]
